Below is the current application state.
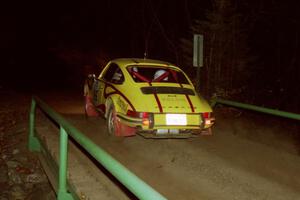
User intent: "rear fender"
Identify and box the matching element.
[106,95,129,117]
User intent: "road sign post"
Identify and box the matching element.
[193,34,204,91]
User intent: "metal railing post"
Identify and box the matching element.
[57,127,73,200]
[28,98,41,151]
[210,97,217,108]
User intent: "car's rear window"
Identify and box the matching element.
[127,65,190,84]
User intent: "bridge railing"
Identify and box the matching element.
[211,98,300,121]
[28,96,167,200]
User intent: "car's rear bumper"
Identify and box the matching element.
[117,113,215,127]
[117,112,215,136]
[137,131,193,138]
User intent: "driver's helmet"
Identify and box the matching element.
[154,69,168,81]
[132,67,138,73]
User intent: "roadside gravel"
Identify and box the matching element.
[0,90,55,200]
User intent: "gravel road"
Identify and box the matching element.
[37,90,300,200]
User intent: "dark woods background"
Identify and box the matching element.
[1,0,299,112]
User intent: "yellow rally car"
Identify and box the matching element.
[84,58,214,138]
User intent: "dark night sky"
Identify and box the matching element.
[1,0,199,87]
[1,0,300,112]
[1,1,193,54]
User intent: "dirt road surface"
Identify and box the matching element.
[37,90,300,200]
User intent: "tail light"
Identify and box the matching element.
[127,110,149,118]
[202,112,210,119]
[142,118,150,126]
[201,112,214,126]
[127,110,154,128]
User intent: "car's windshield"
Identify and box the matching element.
[127,66,190,84]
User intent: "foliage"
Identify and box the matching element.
[180,0,252,99]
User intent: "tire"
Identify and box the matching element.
[107,105,118,135]
[107,104,136,137]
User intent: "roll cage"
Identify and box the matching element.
[127,66,189,84]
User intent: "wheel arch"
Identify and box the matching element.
[104,95,123,118]
[104,86,136,118]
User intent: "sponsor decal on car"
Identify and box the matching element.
[117,96,128,113]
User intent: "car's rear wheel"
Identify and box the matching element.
[107,104,136,137]
[107,105,119,135]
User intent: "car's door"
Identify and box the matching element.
[92,78,102,106]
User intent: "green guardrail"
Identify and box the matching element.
[211,98,300,121]
[28,96,167,200]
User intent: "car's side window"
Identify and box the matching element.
[111,67,124,84]
[103,63,124,84]
[103,64,117,81]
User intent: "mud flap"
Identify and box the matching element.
[119,123,136,136]
[113,112,136,137]
[85,96,99,117]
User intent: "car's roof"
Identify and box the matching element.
[110,58,178,69]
